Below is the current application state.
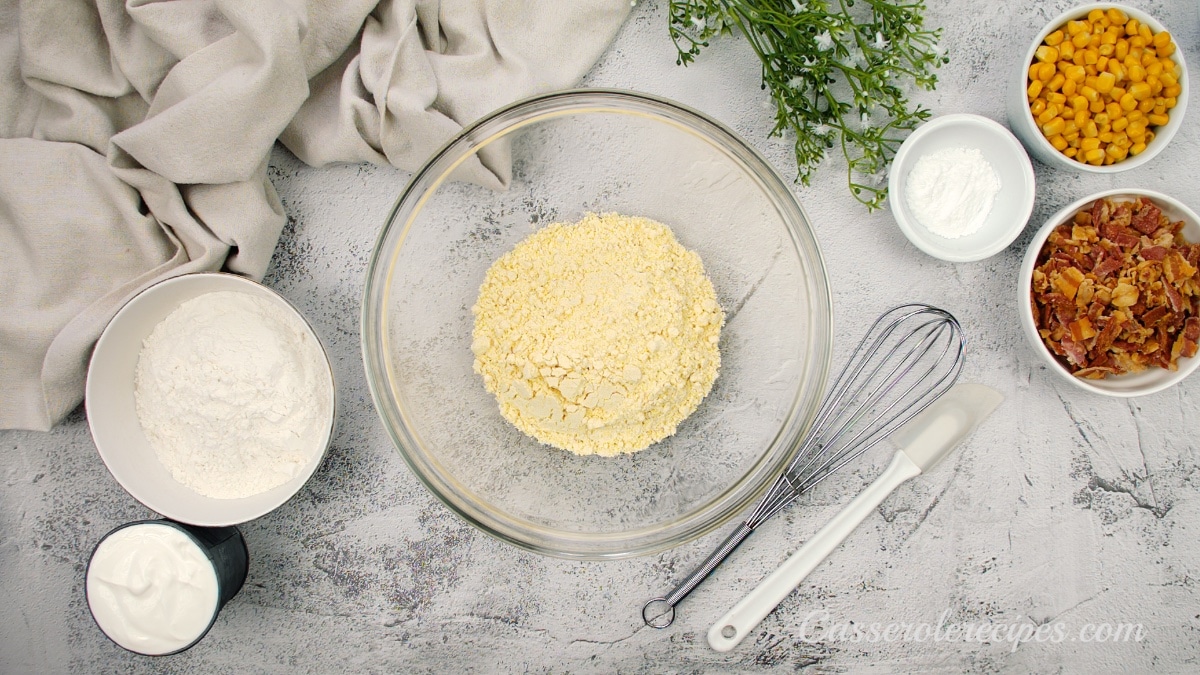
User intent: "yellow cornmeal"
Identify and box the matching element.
[471,213,724,456]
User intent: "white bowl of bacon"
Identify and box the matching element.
[1020,188,1200,396]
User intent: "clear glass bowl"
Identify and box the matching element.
[362,89,832,559]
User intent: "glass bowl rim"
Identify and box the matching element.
[361,87,834,559]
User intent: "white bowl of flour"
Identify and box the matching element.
[86,273,336,526]
[888,113,1036,262]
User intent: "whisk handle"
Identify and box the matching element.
[642,521,754,628]
[707,451,922,651]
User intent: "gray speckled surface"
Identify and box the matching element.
[4,0,1200,671]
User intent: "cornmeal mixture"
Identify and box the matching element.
[471,213,724,456]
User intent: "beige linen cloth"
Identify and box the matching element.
[0,0,631,431]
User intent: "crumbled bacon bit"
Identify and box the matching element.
[1031,197,1199,379]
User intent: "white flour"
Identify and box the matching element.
[903,146,1001,239]
[134,290,332,499]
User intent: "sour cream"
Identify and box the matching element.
[86,522,220,655]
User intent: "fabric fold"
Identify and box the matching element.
[0,0,630,431]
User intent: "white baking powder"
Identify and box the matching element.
[134,290,332,499]
[903,146,1001,239]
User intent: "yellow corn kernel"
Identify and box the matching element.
[1072,95,1088,111]
[1106,143,1126,159]
[1089,99,1106,114]
[1127,63,1146,82]
[1130,142,1147,155]
[1148,77,1163,96]
[1044,29,1065,47]
[1104,101,1122,118]
[1094,112,1110,126]
[1036,45,1059,63]
[1096,71,1116,93]
[1125,19,1139,36]
[1074,109,1089,126]
[1097,55,1110,71]
[1106,61,1125,82]
[1084,74,1100,89]
[1089,33,1102,48]
[1072,31,1091,49]
[1163,95,1178,108]
[1141,50,1156,67]
[1130,36,1146,50]
[1082,120,1098,138]
[1063,78,1078,97]
[1080,137,1101,151]
[1128,82,1151,100]
[1112,131,1128,147]
[1085,147,1105,163]
[1066,19,1088,36]
[1080,85,1099,103]
[1115,39,1129,62]
[1163,84,1181,99]
[1063,119,1079,135]
[1064,131,1080,143]
[1112,116,1129,132]
[1138,98,1156,114]
[1126,109,1144,122]
[1060,41,1076,61]
[1027,80,1044,99]
[1038,62,1056,81]
[1147,113,1169,127]
[1159,71,1177,88]
[1159,41,1176,57]
[1098,44,1115,58]
[1144,130,1156,144]
[1047,73,1066,92]
[1145,59,1162,77]
[1152,30,1171,48]
[1082,48,1098,65]
[1098,131,1114,143]
[1138,24,1152,42]
[1107,8,1126,24]
[1049,134,1069,151]
[1087,9,1105,23]
[1030,98,1047,116]
[1042,117,1066,137]
[1064,147,1079,158]
[1126,119,1146,137]
[1110,85,1127,99]
[1065,64,1087,82]
[1047,91,1067,104]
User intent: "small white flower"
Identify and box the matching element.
[874,31,889,50]
[787,75,805,89]
[812,123,832,137]
[860,112,871,128]
[815,30,834,51]
[791,0,805,14]
[691,15,706,31]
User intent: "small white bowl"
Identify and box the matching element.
[1019,188,1200,397]
[888,113,1036,262]
[1006,3,1188,173]
[86,273,336,525]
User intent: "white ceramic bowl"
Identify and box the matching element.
[888,113,1036,262]
[1006,3,1188,173]
[86,273,336,525]
[1019,188,1200,396]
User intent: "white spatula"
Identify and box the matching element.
[707,382,1003,652]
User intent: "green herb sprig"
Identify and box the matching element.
[670,0,947,209]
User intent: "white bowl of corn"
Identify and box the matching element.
[1006,3,1187,172]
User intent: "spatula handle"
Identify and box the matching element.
[707,451,921,652]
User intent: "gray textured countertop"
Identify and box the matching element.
[4,1,1200,671]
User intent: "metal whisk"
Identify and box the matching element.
[642,303,966,628]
